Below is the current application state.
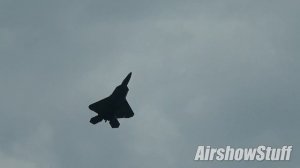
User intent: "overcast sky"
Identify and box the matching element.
[0,0,299,167]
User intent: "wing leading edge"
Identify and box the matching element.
[88,97,110,113]
[115,99,134,118]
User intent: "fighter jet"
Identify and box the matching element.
[88,72,134,128]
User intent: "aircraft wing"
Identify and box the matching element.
[89,97,110,114]
[115,99,134,118]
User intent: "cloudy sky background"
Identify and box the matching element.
[1,0,299,167]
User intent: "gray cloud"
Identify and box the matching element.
[1,0,299,167]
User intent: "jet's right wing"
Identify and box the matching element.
[115,99,134,118]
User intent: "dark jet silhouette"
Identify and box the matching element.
[88,72,134,128]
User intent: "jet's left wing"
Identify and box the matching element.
[115,99,134,118]
[88,97,111,114]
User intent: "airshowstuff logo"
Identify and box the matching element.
[194,145,293,161]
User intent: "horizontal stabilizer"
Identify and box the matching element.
[109,118,120,128]
[90,115,103,124]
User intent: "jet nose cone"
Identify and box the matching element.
[121,72,132,86]
[127,72,132,79]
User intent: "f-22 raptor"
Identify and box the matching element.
[89,72,134,128]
